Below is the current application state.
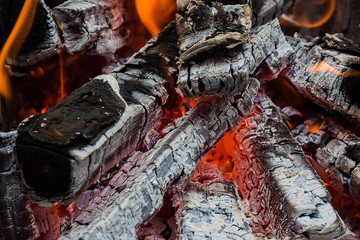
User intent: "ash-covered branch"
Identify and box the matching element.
[16,23,178,205]
[232,91,351,239]
[59,79,260,240]
[282,33,360,123]
[177,19,290,97]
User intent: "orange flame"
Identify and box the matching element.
[0,0,38,99]
[135,0,176,36]
[307,122,322,133]
[282,0,336,28]
[308,61,343,76]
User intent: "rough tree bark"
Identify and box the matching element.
[177,19,291,97]
[16,22,178,205]
[282,33,360,123]
[232,91,351,239]
[59,79,260,240]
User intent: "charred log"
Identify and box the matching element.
[59,79,259,240]
[173,162,254,240]
[177,19,290,97]
[53,0,126,59]
[282,33,360,123]
[232,91,351,239]
[16,22,178,205]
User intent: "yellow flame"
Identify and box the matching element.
[0,0,38,99]
[282,0,336,28]
[135,0,176,36]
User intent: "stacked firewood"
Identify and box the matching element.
[1,0,360,239]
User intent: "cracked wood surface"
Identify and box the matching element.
[16,23,177,205]
[54,0,126,59]
[59,79,259,240]
[0,132,60,240]
[177,19,288,98]
[173,176,255,239]
[232,91,351,239]
[291,117,360,206]
[282,33,360,123]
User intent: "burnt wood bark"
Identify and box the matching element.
[282,33,360,123]
[53,0,127,59]
[232,91,351,239]
[290,117,360,205]
[174,180,255,240]
[0,131,60,240]
[177,19,290,97]
[16,22,178,205]
[59,79,259,240]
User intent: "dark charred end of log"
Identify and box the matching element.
[16,144,71,197]
[342,75,360,107]
[18,80,123,146]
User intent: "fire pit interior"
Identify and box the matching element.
[1,0,360,239]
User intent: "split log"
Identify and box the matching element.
[290,117,360,205]
[251,0,299,27]
[59,79,260,240]
[54,0,127,59]
[177,19,291,97]
[8,0,61,68]
[282,33,360,123]
[173,162,255,240]
[0,131,60,240]
[232,91,351,239]
[16,22,178,205]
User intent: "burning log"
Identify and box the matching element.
[251,0,299,27]
[177,18,291,97]
[232,91,351,239]
[173,163,255,240]
[53,0,126,59]
[0,131,60,239]
[59,79,259,239]
[282,33,360,123]
[290,116,360,205]
[16,22,178,205]
[8,0,61,68]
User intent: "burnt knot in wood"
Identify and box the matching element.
[18,79,124,146]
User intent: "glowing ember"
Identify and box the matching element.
[308,60,343,76]
[135,0,176,36]
[281,0,336,28]
[0,0,38,99]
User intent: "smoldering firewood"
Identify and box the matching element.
[282,33,360,123]
[0,131,60,240]
[290,117,360,205]
[177,19,290,98]
[53,0,126,59]
[16,23,178,205]
[9,0,61,68]
[173,162,255,240]
[232,91,351,239]
[250,0,299,27]
[59,79,260,240]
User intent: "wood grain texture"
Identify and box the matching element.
[232,91,351,239]
[59,79,259,240]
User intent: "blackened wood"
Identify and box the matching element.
[291,117,360,205]
[282,34,360,123]
[16,23,178,205]
[59,79,259,240]
[177,19,289,97]
[232,91,351,239]
[11,0,61,67]
[54,0,127,59]
[174,180,255,240]
[251,0,299,27]
[0,131,60,240]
